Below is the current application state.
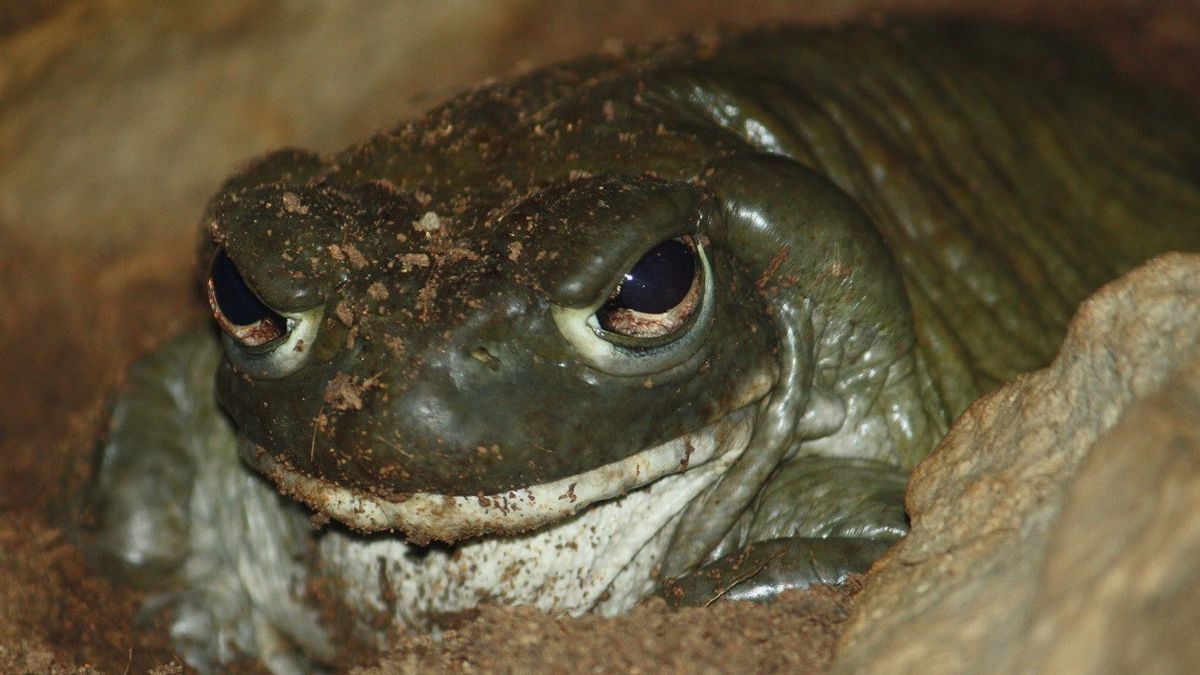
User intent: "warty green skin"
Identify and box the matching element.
[83,21,1200,673]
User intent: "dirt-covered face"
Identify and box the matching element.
[203,119,780,543]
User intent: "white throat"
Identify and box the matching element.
[317,404,756,635]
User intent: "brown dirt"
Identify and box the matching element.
[356,580,863,675]
[0,241,197,673]
[1,1,1197,673]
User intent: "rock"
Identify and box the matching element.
[833,253,1200,674]
[1019,349,1200,672]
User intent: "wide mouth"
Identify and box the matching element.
[243,402,759,545]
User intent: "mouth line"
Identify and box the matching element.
[244,403,758,545]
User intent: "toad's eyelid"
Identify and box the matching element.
[553,241,714,375]
[518,177,707,308]
[208,250,289,346]
[207,248,323,378]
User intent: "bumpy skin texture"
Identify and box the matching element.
[82,21,1200,673]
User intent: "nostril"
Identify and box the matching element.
[469,346,501,371]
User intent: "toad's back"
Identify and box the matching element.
[344,22,1200,420]
[643,23,1200,414]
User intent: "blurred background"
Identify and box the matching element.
[3,0,1198,250]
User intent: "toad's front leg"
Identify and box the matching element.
[658,454,907,606]
[80,326,331,673]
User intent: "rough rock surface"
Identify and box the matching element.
[834,253,1200,674]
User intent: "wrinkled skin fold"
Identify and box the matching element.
[80,20,1200,673]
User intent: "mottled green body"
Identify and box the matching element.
[708,25,1200,412]
[83,22,1199,673]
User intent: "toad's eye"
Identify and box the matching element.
[208,249,287,347]
[597,237,702,339]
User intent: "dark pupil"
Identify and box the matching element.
[211,249,277,326]
[614,239,695,313]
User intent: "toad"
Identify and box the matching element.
[83,20,1200,673]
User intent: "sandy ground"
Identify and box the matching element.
[1,1,1197,672]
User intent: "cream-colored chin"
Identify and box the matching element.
[246,402,760,545]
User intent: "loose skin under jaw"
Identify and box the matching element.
[248,387,764,544]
